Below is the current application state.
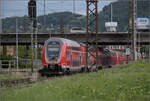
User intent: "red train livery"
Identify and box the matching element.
[39,37,130,76]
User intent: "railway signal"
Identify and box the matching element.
[28,0,36,20]
[28,0,37,72]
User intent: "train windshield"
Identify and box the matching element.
[47,41,60,61]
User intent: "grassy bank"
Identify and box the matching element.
[0,60,150,101]
[0,74,21,81]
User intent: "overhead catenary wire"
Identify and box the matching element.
[2,0,149,1]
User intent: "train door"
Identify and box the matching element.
[102,49,111,67]
[112,52,116,66]
[119,54,123,64]
[116,52,120,65]
[66,49,71,67]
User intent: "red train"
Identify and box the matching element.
[39,37,131,76]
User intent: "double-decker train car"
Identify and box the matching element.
[40,38,86,75]
[39,37,130,76]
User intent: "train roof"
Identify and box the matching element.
[46,37,80,47]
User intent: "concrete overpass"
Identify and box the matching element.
[0,32,150,45]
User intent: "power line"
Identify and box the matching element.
[4,0,149,2]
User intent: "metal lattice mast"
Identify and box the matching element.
[86,0,99,69]
[131,0,137,61]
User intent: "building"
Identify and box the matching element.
[105,22,118,32]
[0,46,15,56]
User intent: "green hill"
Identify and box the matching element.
[98,0,149,32]
[2,12,86,33]
[2,0,149,32]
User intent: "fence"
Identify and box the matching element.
[0,59,42,69]
[0,78,31,88]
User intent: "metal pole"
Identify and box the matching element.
[31,21,34,72]
[0,0,2,33]
[35,24,38,68]
[86,0,89,69]
[16,18,19,69]
[131,0,137,61]
[95,0,98,69]
[0,0,2,68]
[127,0,131,63]
[111,3,113,22]
[60,16,64,34]
[44,0,45,16]
[149,0,150,63]
[60,0,64,34]
[73,0,75,14]
[44,0,46,31]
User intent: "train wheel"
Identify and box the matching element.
[65,69,71,75]
[108,65,112,68]
[95,67,99,72]
[41,73,45,76]
[82,67,89,73]
[98,66,103,70]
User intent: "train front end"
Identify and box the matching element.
[40,38,64,76]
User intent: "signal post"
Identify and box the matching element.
[28,0,37,72]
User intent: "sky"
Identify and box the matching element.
[1,0,114,18]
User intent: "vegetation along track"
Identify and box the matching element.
[0,61,137,89]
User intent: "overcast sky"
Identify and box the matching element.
[1,0,113,18]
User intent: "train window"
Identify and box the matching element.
[47,41,60,61]
[48,48,59,52]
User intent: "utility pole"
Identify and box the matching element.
[111,3,113,22]
[28,0,37,72]
[16,18,19,69]
[127,0,132,63]
[35,24,38,68]
[31,21,34,72]
[73,0,76,14]
[44,0,46,32]
[0,0,2,68]
[131,0,137,61]
[60,0,64,34]
[0,0,1,34]
[0,0,2,34]
[44,0,45,17]
[148,1,150,63]
[60,16,64,34]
